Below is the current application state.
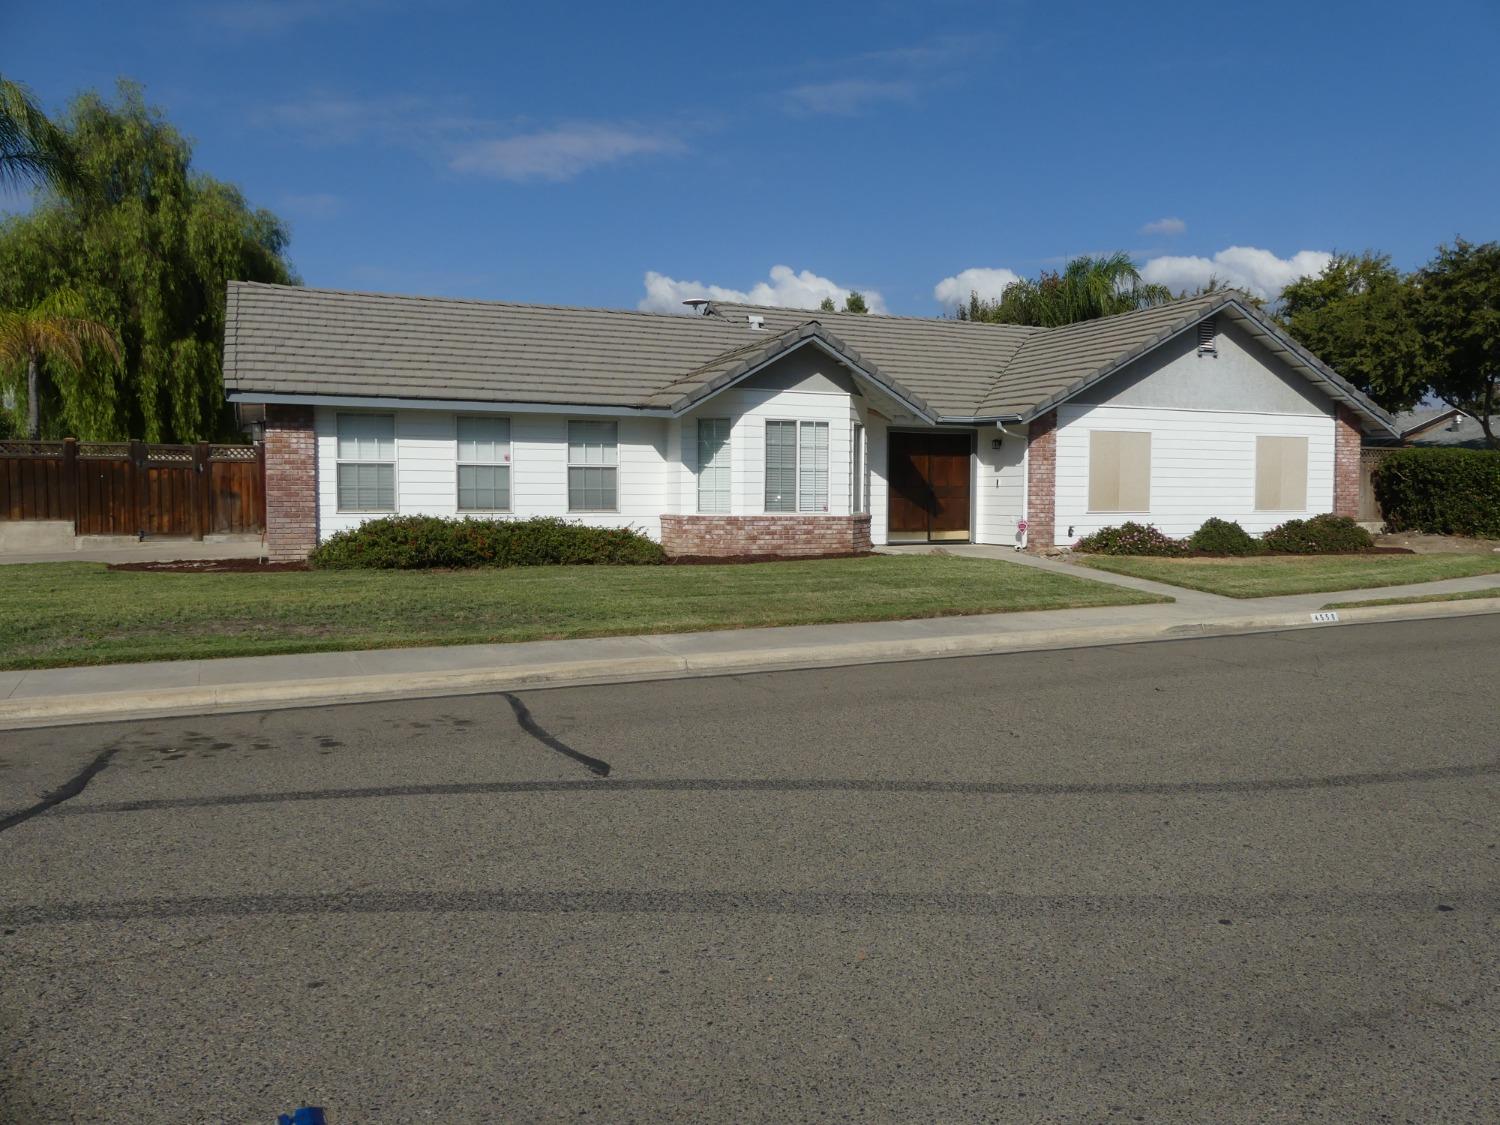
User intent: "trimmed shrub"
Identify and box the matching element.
[1374,447,1500,538]
[1073,522,1186,556]
[1261,513,1373,554]
[1187,518,1263,556]
[309,515,666,570]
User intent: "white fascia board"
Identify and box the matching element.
[670,336,938,424]
[226,392,674,418]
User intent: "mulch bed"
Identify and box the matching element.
[665,550,876,565]
[108,559,309,573]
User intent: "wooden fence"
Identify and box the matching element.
[0,439,265,539]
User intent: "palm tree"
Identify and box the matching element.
[0,289,120,438]
[0,74,75,193]
[956,252,1176,327]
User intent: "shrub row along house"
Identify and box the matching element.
[222,282,1398,560]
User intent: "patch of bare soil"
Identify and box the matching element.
[1374,532,1500,555]
[107,558,309,573]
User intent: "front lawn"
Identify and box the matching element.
[1077,552,1500,598]
[0,555,1165,670]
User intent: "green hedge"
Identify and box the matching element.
[1374,447,1500,538]
[1261,514,1373,554]
[1187,518,1262,556]
[1074,522,1186,556]
[309,516,666,569]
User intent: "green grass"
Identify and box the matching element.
[1323,586,1500,610]
[1077,552,1500,598]
[0,555,1165,671]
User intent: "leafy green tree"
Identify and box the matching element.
[954,252,1173,327]
[1412,239,1500,448]
[1280,252,1426,412]
[0,75,75,193]
[0,288,121,438]
[819,296,836,312]
[843,291,869,314]
[0,81,297,441]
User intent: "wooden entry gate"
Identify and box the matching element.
[0,439,265,539]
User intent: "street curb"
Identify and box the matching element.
[2,598,1498,730]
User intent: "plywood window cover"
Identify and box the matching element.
[1088,430,1151,513]
[1255,435,1308,511]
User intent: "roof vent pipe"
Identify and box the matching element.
[747,314,766,331]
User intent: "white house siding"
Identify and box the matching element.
[312,406,669,542]
[1052,403,1336,543]
[973,424,1026,547]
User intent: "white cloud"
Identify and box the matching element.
[933,267,1022,307]
[638,266,887,315]
[1140,246,1333,300]
[449,125,683,182]
[783,79,915,116]
[1141,216,1186,236]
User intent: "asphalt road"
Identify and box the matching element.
[2,616,1498,1123]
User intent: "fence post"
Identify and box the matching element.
[191,442,210,541]
[62,438,79,533]
[128,439,147,538]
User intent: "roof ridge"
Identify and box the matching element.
[710,299,1045,332]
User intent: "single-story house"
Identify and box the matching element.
[1383,407,1498,449]
[222,282,1398,560]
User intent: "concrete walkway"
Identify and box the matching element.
[0,534,264,566]
[3,551,1498,729]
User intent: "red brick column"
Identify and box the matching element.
[659,514,871,557]
[263,404,318,560]
[1025,411,1057,550]
[1333,405,1362,518]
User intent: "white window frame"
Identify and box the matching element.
[696,418,732,514]
[852,422,866,514]
[456,415,512,513]
[335,412,397,514]
[764,419,829,514]
[567,420,618,513]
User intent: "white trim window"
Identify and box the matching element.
[336,412,396,512]
[696,418,731,513]
[852,423,866,514]
[568,420,618,511]
[765,420,829,513]
[456,416,511,512]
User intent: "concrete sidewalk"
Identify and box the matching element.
[3,553,1498,728]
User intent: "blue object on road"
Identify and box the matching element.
[277,1108,326,1125]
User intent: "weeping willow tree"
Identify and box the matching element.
[0,80,297,441]
[953,252,1174,327]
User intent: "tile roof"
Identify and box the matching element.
[223,281,1394,431]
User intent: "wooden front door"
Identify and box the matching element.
[887,431,971,542]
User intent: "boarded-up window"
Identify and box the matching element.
[1088,430,1151,512]
[1255,435,1308,511]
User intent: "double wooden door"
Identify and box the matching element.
[887,431,971,542]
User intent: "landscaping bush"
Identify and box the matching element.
[1261,513,1373,554]
[1073,522,1186,556]
[1187,517,1263,556]
[1373,447,1500,538]
[309,515,666,569]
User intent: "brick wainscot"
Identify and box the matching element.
[660,514,872,558]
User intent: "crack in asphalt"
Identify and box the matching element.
[38,756,1500,817]
[4,886,1494,927]
[0,741,124,836]
[501,692,610,777]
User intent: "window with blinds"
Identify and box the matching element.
[456,416,511,511]
[1088,430,1151,512]
[798,422,829,512]
[336,413,396,512]
[764,420,828,513]
[764,421,798,512]
[1255,435,1308,510]
[567,420,618,511]
[696,418,731,513]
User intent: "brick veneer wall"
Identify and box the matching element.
[263,404,318,561]
[660,514,872,557]
[1333,405,1363,518]
[1025,411,1057,550]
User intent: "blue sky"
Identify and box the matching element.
[5,0,1497,315]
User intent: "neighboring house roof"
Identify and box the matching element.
[1401,411,1498,448]
[224,281,1396,433]
[1391,407,1462,438]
